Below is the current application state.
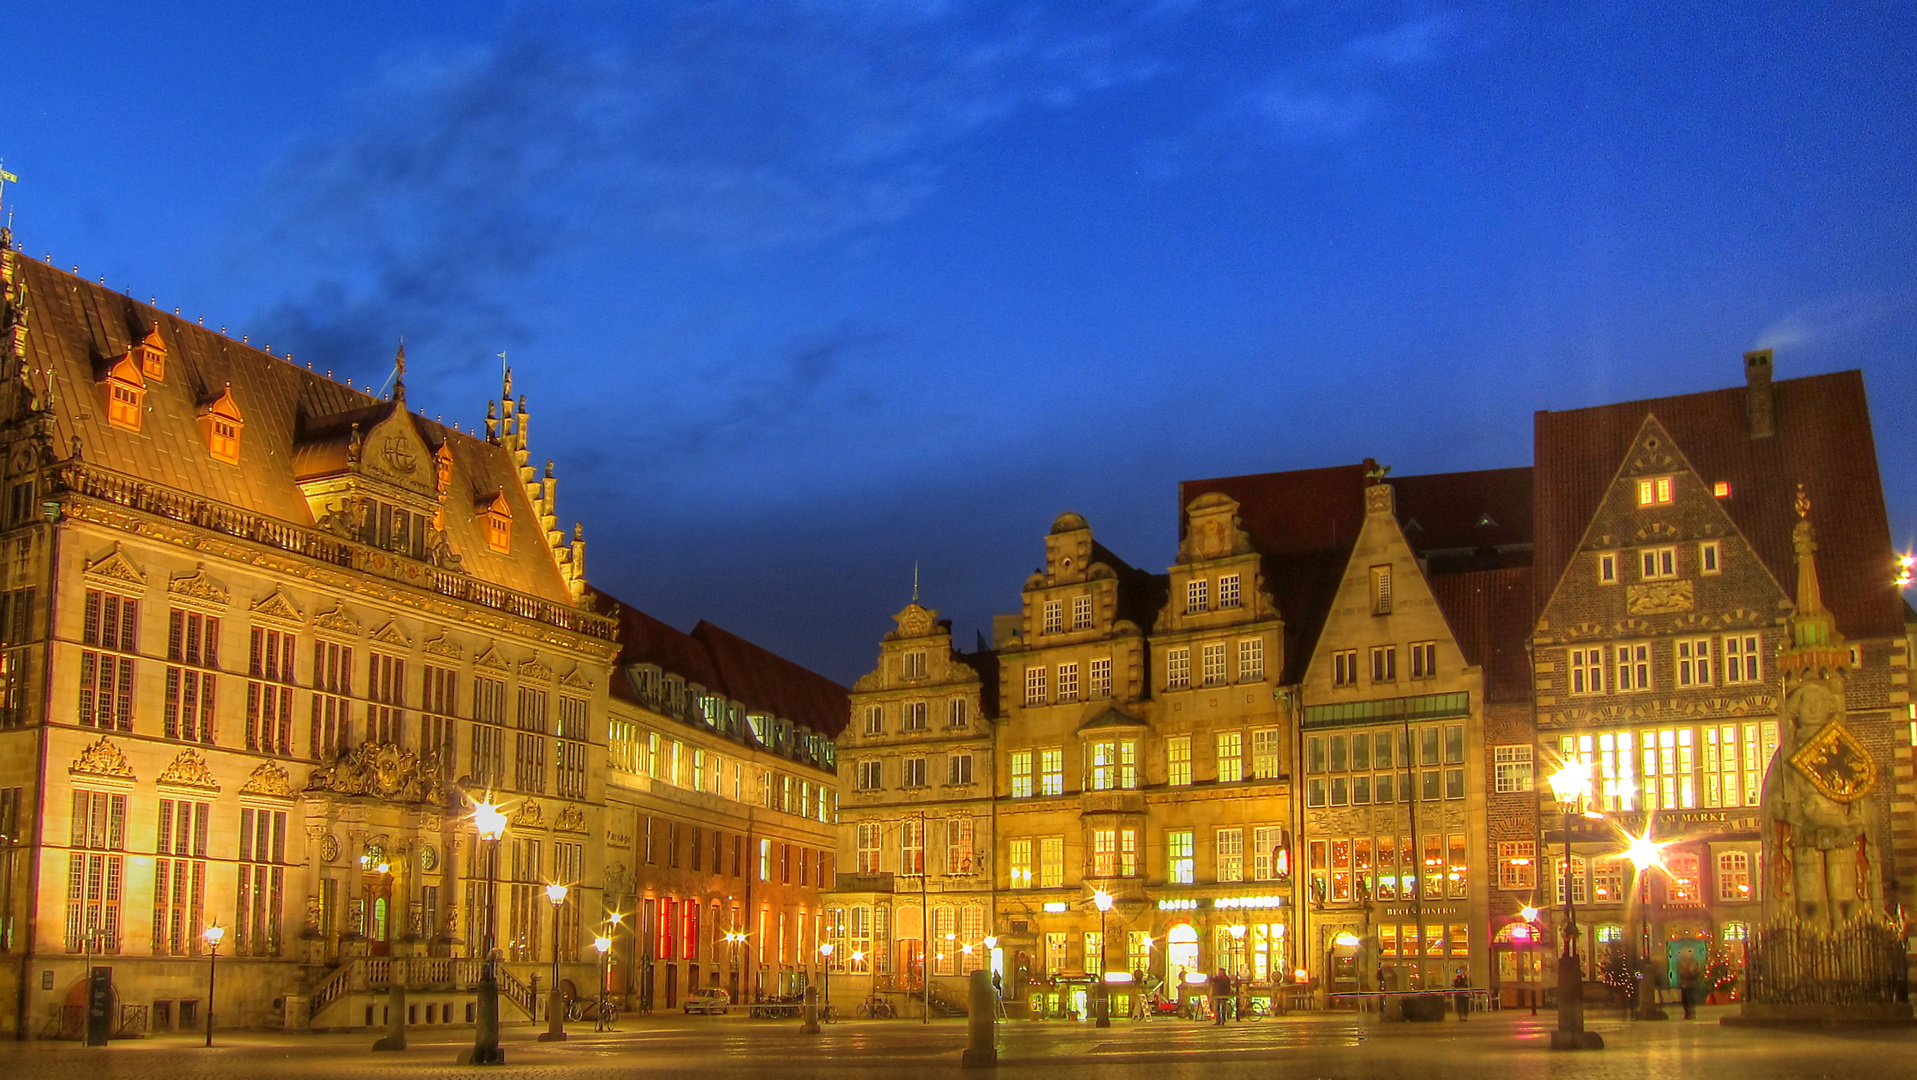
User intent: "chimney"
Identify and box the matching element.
[1744,348,1774,438]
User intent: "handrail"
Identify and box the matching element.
[52,460,615,641]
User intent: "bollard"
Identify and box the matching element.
[961,969,996,1069]
[801,985,820,1035]
[372,983,408,1051]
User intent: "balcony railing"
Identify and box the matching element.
[53,461,615,641]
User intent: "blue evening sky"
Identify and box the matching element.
[9,2,1915,683]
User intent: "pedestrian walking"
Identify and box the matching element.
[1677,953,1700,1020]
[1451,969,1470,1020]
[1209,969,1232,1025]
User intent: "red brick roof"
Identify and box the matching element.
[1533,370,1902,639]
[1429,566,1535,704]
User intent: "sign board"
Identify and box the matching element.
[85,966,111,1047]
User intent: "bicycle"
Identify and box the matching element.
[1243,998,1270,1022]
[857,997,898,1020]
[819,1004,838,1024]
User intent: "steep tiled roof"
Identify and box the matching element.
[1429,566,1534,704]
[1181,464,1533,684]
[1090,540,1169,634]
[594,592,726,695]
[16,256,572,602]
[1533,370,1902,639]
[691,620,851,738]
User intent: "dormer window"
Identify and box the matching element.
[197,385,244,464]
[101,355,145,431]
[134,327,167,381]
[481,492,512,553]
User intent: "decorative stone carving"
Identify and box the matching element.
[167,565,230,608]
[554,804,587,834]
[156,748,219,791]
[250,589,303,625]
[1788,706,1877,804]
[305,742,449,806]
[240,761,295,798]
[474,646,511,673]
[314,605,361,637]
[319,834,341,862]
[370,620,411,648]
[1627,579,1694,614]
[509,800,544,828]
[69,736,134,779]
[423,634,463,661]
[518,656,553,684]
[894,603,936,639]
[559,665,594,691]
[83,545,145,586]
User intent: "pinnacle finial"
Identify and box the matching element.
[391,338,407,402]
[912,561,919,604]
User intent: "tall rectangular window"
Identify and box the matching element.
[1568,647,1604,694]
[1677,637,1713,688]
[1071,594,1094,630]
[164,609,220,744]
[1722,634,1761,683]
[947,752,974,786]
[1119,828,1138,876]
[1167,830,1195,885]
[1238,638,1264,681]
[1166,648,1190,690]
[1056,663,1080,703]
[153,798,207,955]
[66,790,126,952]
[247,627,296,755]
[1700,540,1721,575]
[904,700,928,732]
[310,639,353,758]
[1332,650,1358,687]
[1043,600,1063,635]
[1216,828,1244,882]
[1167,736,1191,787]
[1009,838,1033,887]
[1186,578,1209,614]
[1024,666,1048,706]
[900,819,924,876]
[945,817,974,874]
[236,807,286,956]
[1640,546,1677,580]
[856,759,882,791]
[1498,841,1536,890]
[902,756,927,787]
[420,665,457,769]
[1370,645,1397,683]
[555,696,589,798]
[0,585,34,730]
[1598,552,1618,583]
[1201,643,1227,686]
[1039,748,1064,796]
[1039,837,1064,889]
[1218,574,1241,609]
[857,823,882,875]
[947,697,968,729]
[863,704,883,736]
[1089,657,1112,698]
[1216,732,1243,783]
[1371,566,1393,614]
[367,651,405,745]
[1253,826,1289,881]
[1010,750,1034,798]
[1250,728,1281,779]
[1091,828,1117,877]
[470,675,506,788]
[514,687,549,794]
[902,651,927,679]
[80,588,138,733]
[1615,643,1651,691]
[1409,641,1436,679]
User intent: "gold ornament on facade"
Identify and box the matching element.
[314,605,361,637]
[509,799,544,828]
[249,588,304,625]
[155,748,219,791]
[68,736,135,778]
[422,634,463,660]
[166,565,230,608]
[1627,579,1695,614]
[239,760,296,798]
[305,742,449,805]
[82,544,146,585]
[554,804,587,834]
[517,656,553,684]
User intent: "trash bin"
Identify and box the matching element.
[1401,993,1448,1022]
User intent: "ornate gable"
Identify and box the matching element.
[69,736,135,780]
[370,620,411,648]
[423,634,463,661]
[510,800,545,828]
[559,665,595,691]
[891,603,938,639]
[250,588,304,625]
[360,407,441,501]
[314,605,361,637]
[239,761,295,799]
[518,656,554,684]
[156,748,220,792]
[474,646,512,674]
[554,804,588,833]
[83,545,146,587]
[167,565,230,610]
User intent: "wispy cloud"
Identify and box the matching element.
[1754,292,1902,352]
[1244,11,1460,140]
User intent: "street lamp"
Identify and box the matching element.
[1621,826,1672,1021]
[468,799,509,1065]
[201,921,225,1047]
[593,935,613,1031]
[540,883,569,1042]
[819,942,835,1010]
[1092,889,1114,1029]
[1546,761,1593,1047]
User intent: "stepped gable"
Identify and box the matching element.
[1181,462,1533,684]
[1428,565,1534,704]
[1533,369,1900,638]
[12,256,573,604]
[692,620,850,738]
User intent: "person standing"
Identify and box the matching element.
[1677,953,1700,1020]
[1451,969,1470,1020]
[1209,969,1232,1025]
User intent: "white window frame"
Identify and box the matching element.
[1722,634,1761,684]
[1615,642,1651,692]
[1699,540,1721,575]
[1024,665,1048,706]
[1039,748,1064,797]
[1409,641,1436,680]
[1569,647,1604,695]
[1493,744,1533,793]
[1010,750,1034,798]
[1215,828,1244,882]
[1166,648,1191,690]
[1237,638,1264,682]
[1598,552,1618,584]
[1218,574,1242,609]
[1042,600,1063,635]
[1676,637,1713,688]
[1071,594,1094,630]
[1201,642,1227,687]
[1370,645,1397,684]
[1640,546,1677,581]
[1186,579,1209,614]
[1167,736,1192,787]
[1216,731,1243,783]
[1089,657,1112,699]
[1056,662,1080,704]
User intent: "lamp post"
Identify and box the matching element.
[467,799,508,1066]
[1622,828,1671,1021]
[593,934,613,1031]
[1228,924,1248,1020]
[202,921,225,1047]
[1092,889,1113,1028]
[819,942,834,1010]
[1546,762,1593,1047]
[540,883,569,1042]
[1519,905,1541,1015]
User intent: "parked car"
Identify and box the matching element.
[685,988,732,1015]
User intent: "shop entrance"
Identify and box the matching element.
[1165,924,1199,984]
[363,872,393,956]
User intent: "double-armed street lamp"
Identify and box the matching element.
[202,921,225,1047]
[468,799,509,1066]
[540,883,569,1042]
[1092,889,1114,1028]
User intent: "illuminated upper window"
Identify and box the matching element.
[1637,476,1674,506]
[197,384,244,464]
[101,355,145,431]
